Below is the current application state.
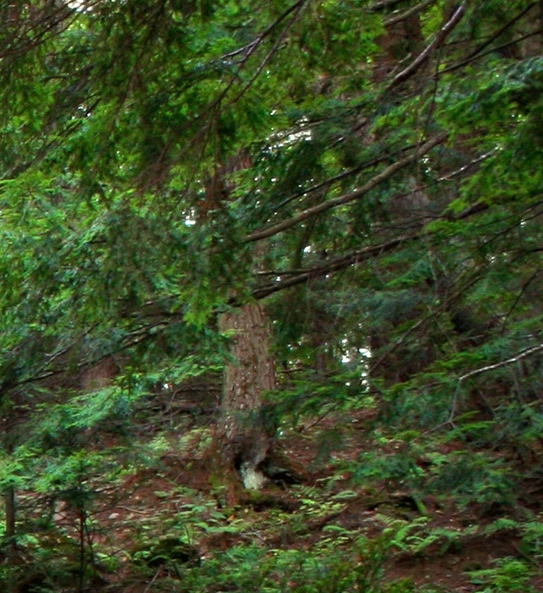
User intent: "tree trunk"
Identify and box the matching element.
[215,302,276,494]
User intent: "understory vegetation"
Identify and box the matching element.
[2,374,543,592]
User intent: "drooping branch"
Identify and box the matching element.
[246,134,447,243]
[251,232,419,300]
[0,2,76,59]
[225,0,307,107]
[441,36,540,77]
[249,176,496,301]
[269,138,441,215]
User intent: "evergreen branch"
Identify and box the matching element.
[250,160,502,301]
[0,3,75,59]
[251,232,418,299]
[367,269,486,380]
[270,140,429,214]
[444,344,543,428]
[225,1,307,107]
[437,2,539,77]
[220,0,307,62]
[246,134,447,242]
[387,1,466,90]
[148,0,309,186]
[439,30,543,76]
[455,2,538,65]
[499,270,540,333]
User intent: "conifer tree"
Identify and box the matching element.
[1,0,543,512]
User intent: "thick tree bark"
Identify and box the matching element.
[216,302,276,493]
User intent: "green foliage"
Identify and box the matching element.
[426,452,516,508]
[467,557,536,593]
[178,536,411,593]
[518,517,543,560]
[354,445,426,492]
[2,0,543,590]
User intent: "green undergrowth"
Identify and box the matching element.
[116,511,543,593]
[134,536,425,593]
[2,382,543,592]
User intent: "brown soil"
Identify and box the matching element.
[17,400,543,592]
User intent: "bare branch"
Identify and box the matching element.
[445,343,543,426]
[437,149,497,182]
[459,344,543,384]
[388,2,466,90]
[384,0,437,27]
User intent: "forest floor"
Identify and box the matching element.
[59,389,542,593]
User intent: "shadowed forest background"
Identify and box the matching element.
[2,1,543,591]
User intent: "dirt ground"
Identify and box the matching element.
[74,401,543,593]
